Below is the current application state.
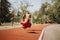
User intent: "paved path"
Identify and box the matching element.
[38,24,60,40]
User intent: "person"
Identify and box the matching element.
[20,11,31,29]
[38,24,60,40]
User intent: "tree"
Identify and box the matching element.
[17,1,33,22]
[0,0,13,25]
[32,0,60,24]
[33,2,51,24]
[51,0,60,23]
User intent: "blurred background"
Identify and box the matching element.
[0,0,60,28]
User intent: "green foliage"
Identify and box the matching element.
[52,0,60,23]
[16,1,32,22]
[0,0,13,25]
[32,0,60,24]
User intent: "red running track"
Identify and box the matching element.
[0,24,50,40]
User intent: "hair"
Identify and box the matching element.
[22,11,31,20]
[26,11,30,14]
[26,11,31,18]
[23,14,26,19]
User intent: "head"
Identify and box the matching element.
[26,11,30,14]
[22,11,31,20]
[26,11,31,18]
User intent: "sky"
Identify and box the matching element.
[8,0,52,13]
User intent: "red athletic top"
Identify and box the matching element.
[21,19,31,28]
